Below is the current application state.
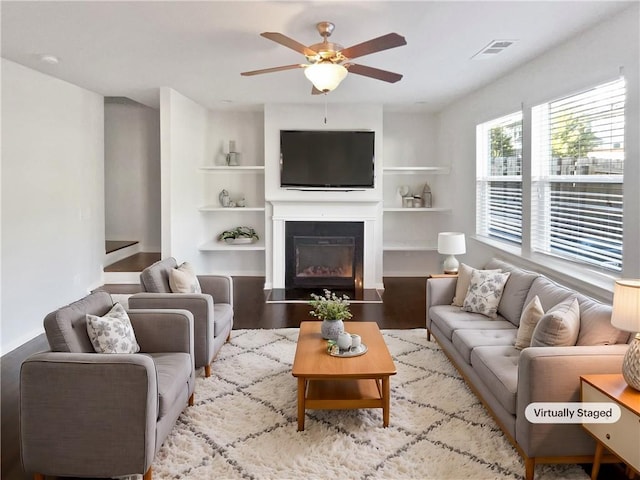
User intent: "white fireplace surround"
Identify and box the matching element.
[270,201,383,290]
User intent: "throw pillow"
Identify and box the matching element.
[462,270,511,319]
[169,261,202,294]
[530,297,580,347]
[514,295,545,349]
[451,263,502,307]
[86,303,140,354]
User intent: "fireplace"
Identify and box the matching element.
[285,221,364,290]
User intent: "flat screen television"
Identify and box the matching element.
[280,130,375,189]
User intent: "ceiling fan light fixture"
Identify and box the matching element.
[304,63,347,92]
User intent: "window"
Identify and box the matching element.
[476,111,523,245]
[532,78,625,272]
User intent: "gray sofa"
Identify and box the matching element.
[129,257,234,377]
[426,258,630,480]
[20,291,195,480]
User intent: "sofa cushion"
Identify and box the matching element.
[485,259,539,326]
[470,345,520,415]
[140,257,178,293]
[452,263,501,307]
[524,276,574,313]
[531,297,580,347]
[169,262,202,294]
[213,303,234,337]
[462,270,511,319]
[86,303,140,354]
[515,296,545,350]
[430,305,514,340]
[44,291,114,353]
[576,295,629,346]
[149,352,192,419]
[452,329,517,364]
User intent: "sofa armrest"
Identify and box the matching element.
[20,352,157,477]
[426,277,457,310]
[515,344,628,457]
[128,308,194,355]
[517,345,628,405]
[198,274,233,304]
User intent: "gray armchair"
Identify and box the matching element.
[128,257,234,377]
[20,291,195,480]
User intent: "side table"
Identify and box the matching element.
[580,374,640,480]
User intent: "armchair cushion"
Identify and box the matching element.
[86,303,140,354]
[150,352,193,418]
[140,257,178,293]
[44,291,114,353]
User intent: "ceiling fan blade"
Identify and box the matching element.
[346,64,403,83]
[340,33,407,60]
[241,64,305,76]
[261,32,318,57]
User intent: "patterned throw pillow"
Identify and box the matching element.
[514,295,545,349]
[462,270,511,318]
[452,263,502,307]
[169,262,202,293]
[86,303,140,354]
[530,297,580,347]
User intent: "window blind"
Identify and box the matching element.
[531,78,625,271]
[476,112,523,245]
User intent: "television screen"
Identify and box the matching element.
[280,130,375,189]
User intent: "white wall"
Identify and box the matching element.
[1,59,105,354]
[104,99,160,252]
[437,4,640,301]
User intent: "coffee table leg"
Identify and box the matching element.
[382,376,390,427]
[297,377,306,431]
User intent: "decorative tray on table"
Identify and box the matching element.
[327,341,368,358]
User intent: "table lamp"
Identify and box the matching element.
[611,279,640,390]
[437,232,466,274]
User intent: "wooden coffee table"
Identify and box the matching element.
[292,321,397,431]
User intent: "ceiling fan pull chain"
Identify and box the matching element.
[324,97,328,125]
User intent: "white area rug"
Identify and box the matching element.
[153,328,588,480]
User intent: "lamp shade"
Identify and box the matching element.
[437,232,466,255]
[611,279,640,332]
[304,63,348,92]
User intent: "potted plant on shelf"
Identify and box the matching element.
[218,226,259,245]
[309,289,353,340]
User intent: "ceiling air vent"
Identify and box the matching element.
[472,40,517,60]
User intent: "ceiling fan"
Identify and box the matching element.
[241,21,407,94]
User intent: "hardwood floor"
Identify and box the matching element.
[1,276,626,480]
[104,252,161,272]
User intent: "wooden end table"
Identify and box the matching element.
[580,374,640,480]
[292,321,397,431]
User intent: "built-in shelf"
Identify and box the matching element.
[383,207,451,213]
[382,166,450,175]
[199,206,265,212]
[383,242,437,252]
[199,240,266,251]
[200,165,265,172]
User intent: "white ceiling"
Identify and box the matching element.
[1,1,634,112]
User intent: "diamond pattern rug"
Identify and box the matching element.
[152,328,588,479]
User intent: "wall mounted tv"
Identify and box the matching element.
[280,130,375,189]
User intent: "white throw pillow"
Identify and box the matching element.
[86,303,140,354]
[452,263,502,307]
[514,296,545,350]
[169,262,202,293]
[462,270,511,319]
[530,297,580,347]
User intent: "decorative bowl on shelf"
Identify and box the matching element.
[224,237,256,245]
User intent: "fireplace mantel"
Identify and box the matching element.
[268,200,384,290]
